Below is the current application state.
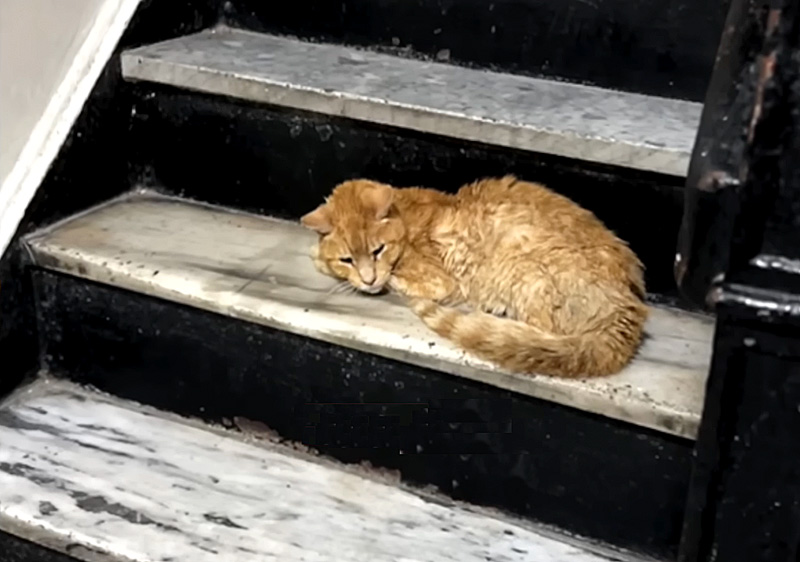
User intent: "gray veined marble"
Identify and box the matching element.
[0,381,627,562]
[25,192,715,439]
[121,26,703,177]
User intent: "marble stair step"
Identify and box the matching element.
[0,379,642,562]
[121,26,703,177]
[25,191,714,439]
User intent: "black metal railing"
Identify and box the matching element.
[678,1,800,560]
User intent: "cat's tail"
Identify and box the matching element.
[410,299,647,378]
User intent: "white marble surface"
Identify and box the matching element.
[26,193,715,438]
[121,26,702,177]
[0,381,622,562]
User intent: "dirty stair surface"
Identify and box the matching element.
[0,380,632,562]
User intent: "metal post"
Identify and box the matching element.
[678,0,800,560]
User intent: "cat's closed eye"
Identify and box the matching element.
[372,244,385,257]
[339,256,353,264]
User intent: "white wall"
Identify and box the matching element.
[0,0,103,185]
[0,0,141,257]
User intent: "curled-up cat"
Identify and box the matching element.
[301,175,648,378]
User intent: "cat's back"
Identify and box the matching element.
[455,176,619,246]
[452,176,642,285]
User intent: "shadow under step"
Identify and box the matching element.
[25,192,713,558]
[0,379,640,562]
[121,26,702,177]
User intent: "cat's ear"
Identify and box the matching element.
[301,204,333,234]
[362,183,394,219]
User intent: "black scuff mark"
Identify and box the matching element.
[76,423,151,449]
[63,437,136,459]
[0,411,61,434]
[109,435,156,450]
[65,542,108,558]
[325,494,367,513]
[63,436,173,466]
[0,462,58,487]
[274,511,301,522]
[203,512,248,530]
[76,423,134,438]
[24,406,48,415]
[38,501,58,515]
[71,491,182,533]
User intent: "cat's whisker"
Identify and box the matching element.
[328,281,356,296]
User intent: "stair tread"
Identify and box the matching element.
[121,26,702,177]
[26,193,713,439]
[0,381,619,561]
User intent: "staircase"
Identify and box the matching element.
[0,1,729,561]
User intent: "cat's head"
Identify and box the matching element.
[301,179,406,294]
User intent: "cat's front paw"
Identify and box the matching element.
[388,275,410,296]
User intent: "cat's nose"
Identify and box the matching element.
[359,267,376,285]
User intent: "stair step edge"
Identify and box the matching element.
[121,26,702,177]
[24,191,714,439]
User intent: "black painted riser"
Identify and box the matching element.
[129,84,689,304]
[34,269,693,559]
[0,531,82,562]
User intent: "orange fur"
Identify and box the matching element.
[301,175,648,377]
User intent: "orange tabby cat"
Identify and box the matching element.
[301,175,648,377]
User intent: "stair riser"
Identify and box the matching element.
[35,269,693,559]
[0,531,80,562]
[222,0,727,101]
[129,85,687,301]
